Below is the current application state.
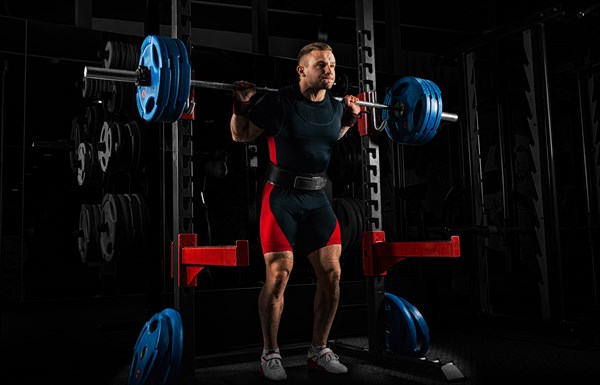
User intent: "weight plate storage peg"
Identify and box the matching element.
[382,76,443,145]
[129,308,183,385]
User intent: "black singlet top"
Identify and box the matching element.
[249,84,344,174]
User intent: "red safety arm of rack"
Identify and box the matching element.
[362,231,460,276]
[171,233,249,287]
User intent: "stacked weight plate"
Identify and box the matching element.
[78,203,102,263]
[383,292,430,356]
[382,76,443,145]
[97,120,144,175]
[136,35,191,123]
[99,193,151,263]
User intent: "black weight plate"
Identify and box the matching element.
[125,194,141,256]
[98,121,113,173]
[115,193,133,256]
[77,142,89,187]
[70,117,82,174]
[100,193,117,262]
[78,203,100,263]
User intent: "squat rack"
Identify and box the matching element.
[164,0,464,381]
[327,0,464,382]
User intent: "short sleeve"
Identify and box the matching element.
[248,91,284,136]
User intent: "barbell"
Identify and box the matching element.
[83,35,458,145]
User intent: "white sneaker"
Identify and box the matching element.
[307,347,348,374]
[260,352,288,381]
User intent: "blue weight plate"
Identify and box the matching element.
[149,36,174,122]
[155,308,183,385]
[136,35,172,122]
[382,77,430,144]
[157,37,182,123]
[411,77,432,144]
[412,77,437,144]
[419,79,441,144]
[383,292,417,356]
[398,296,430,355]
[173,38,191,120]
[422,79,443,144]
[128,312,170,385]
[382,82,406,143]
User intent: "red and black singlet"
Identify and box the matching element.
[249,84,344,255]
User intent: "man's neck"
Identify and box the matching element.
[298,82,327,102]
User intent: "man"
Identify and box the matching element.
[230,41,361,381]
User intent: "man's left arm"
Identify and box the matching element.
[339,95,361,139]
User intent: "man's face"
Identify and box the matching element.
[298,50,336,90]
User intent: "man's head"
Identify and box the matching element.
[296,42,336,90]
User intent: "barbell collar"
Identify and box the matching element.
[82,65,458,121]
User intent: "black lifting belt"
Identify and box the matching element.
[266,163,328,191]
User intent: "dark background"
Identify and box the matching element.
[1,0,599,383]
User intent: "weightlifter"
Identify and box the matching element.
[230,41,361,381]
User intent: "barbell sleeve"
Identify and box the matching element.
[82,65,458,122]
[441,112,459,122]
[84,66,139,84]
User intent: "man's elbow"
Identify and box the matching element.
[231,133,247,142]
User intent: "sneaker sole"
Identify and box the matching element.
[307,359,348,374]
[260,367,288,381]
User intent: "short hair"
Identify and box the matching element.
[297,42,333,65]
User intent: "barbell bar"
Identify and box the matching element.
[83,66,421,113]
[83,35,459,144]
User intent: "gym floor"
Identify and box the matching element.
[2,298,599,385]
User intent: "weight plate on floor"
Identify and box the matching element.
[155,308,183,385]
[397,296,430,356]
[128,311,170,385]
[383,292,418,356]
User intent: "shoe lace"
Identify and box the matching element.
[266,357,283,370]
[317,349,340,363]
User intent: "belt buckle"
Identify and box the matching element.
[293,176,325,190]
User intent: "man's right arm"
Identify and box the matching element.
[230,114,263,142]
[230,80,264,142]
